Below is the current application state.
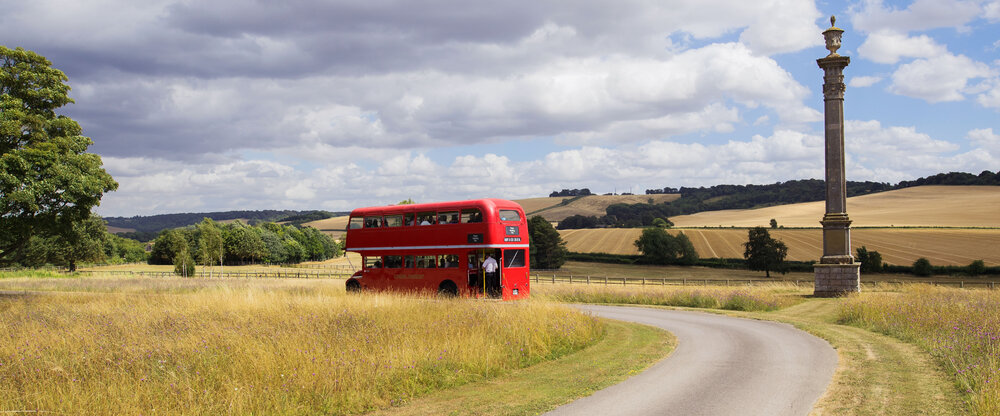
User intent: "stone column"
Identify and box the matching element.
[814,16,860,297]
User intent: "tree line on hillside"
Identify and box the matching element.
[149,218,340,268]
[549,188,593,197]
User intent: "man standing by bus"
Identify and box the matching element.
[482,253,499,297]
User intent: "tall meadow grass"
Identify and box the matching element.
[534,283,804,311]
[0,278,602,415]
[839,285,1000,415]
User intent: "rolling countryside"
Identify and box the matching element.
[553,186,1000,266]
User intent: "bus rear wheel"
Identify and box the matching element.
[438,280,458,297]
[346,279,361,293]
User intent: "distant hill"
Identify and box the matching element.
[104,210,347,236]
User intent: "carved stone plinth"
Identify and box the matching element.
[814,263,860,297]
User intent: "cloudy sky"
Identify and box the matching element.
[3,0,998,217]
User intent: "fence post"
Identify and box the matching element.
[642,277,645,285]
[960,281,964,288]
[683,278,686,286]
[569,275,573,284]
[605,275,608,285]
[552,274,555,284]
[587,275,590,284]
[622,277,626,286]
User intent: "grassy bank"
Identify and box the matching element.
[535,283,803,311]
[0,278,602,415]
[839,286,999,415]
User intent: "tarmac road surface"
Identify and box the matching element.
[545,305,837,416]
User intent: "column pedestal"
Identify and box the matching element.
[814,263,860,297]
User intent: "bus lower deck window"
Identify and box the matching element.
[461,209,482,223]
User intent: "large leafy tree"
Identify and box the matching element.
[528,216,567,269]
[634,227,698,265]
[1,46,117,265]
[743,227,788,278]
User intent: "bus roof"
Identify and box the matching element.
[349,198,523,216]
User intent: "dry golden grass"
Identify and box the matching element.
[560,228,1000,266]
[671,186,1000,228]
[839,285,1000,415]
[513,197,565,215]
[304,215,350,231]
[534,282,804,311]
[0,277,601,415]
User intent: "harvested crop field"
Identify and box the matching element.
[671,186,1000,228]
[560,228,1000,266]
[514,197,565,214]
[536,194,681,222]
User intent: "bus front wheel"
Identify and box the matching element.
[438,280,458,297]
[346,279,361,293]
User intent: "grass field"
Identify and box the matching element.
[670,185,1000,228]
[839,285,1000,415]
[560,228,1000,266]
[0,277,603,415]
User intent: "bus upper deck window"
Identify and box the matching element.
[499,210,521,222]
[385,215,403,227]
[365,216,381,228]
[461,209,482,223]
[349,217,363,229]
[417,212,436,225]
[439,211,459,224]
[404,213,415,226]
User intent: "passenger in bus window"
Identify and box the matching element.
[450,214,459,224]
[405,214,414,226]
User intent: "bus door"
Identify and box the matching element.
[487,249,502,298]
[502,248,526,298]
[467,251,483,295]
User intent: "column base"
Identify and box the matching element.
[814,263,860,297]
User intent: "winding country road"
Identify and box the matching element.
[545,305,838,416]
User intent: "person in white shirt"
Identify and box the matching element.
[482,254,499,296]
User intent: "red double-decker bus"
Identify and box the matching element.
[344,199,530,300]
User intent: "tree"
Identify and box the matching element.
[0,46,117,265]
[652,217,674,228]
[968,260,986,277]
[528,216,567,269]
[635,227,680,264]
[149,229,188,265]
[743,227,788,278]
[173,247,195,277]
[224,223,266,264]
[912,258,933,277]
[676,231,698,265]
[769,218,778,229]
[633,227,697,265]
[855,246,883,273]
[196,218,223,276]
[397,198,415,205]
[51,214,109,271]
